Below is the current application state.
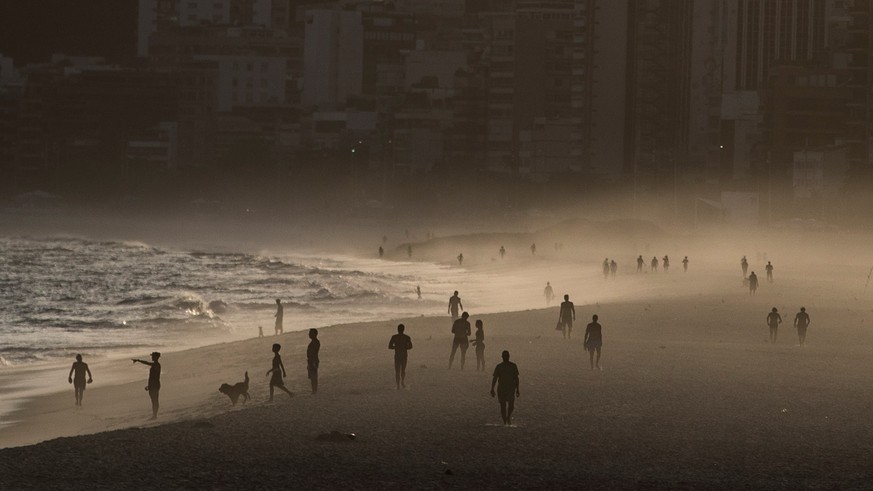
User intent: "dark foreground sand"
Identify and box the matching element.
[3,268,873,489]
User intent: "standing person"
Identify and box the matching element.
[662,255,670,272]
[274,298,284,335]
[749,271,759,295]
[530,243,536,255]
[67,354,93,407]
[544,282,554,306]
[609,259,617,278]
[473,319,486,371]
[448,291,464,320]
[490,351,520,426]
[307,329,320,395]
[378,246,384,258]
[558,294,576,339]
[794,307,810,347]
[449,312,472,369]
[132,352,161,420]
[637,255,644,273]
[388,324,413,389]
[651,256,659,272]
[583,315,603,370]
[602,258,610,279]
[682,256,689,272]
[499,246,506,259]
[766,307,782,343]
[266,343,293,401]
[741,256,749,278]
[765,261,774,283]
[457,253,464,265]
[416,285,422,300]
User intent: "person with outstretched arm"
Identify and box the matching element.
[132,352,161,419]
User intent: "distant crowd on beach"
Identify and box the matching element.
[67,245,808,427]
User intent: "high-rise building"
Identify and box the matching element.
[482,0,595,174]
[301,9,363,108]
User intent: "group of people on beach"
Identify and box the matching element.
[766,307,811,346]
[743,256,776,295]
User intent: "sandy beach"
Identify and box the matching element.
[4,251,873,489]
[0,276,873,489]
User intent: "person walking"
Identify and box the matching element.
[490,350,520,426]
[749,271,759,295]
[68,354,93,407]
[767,307,782,344]
[558,294,576,339]
[544,282,554,306]
[583,315,603,370]
[448,291,464,320]
[473,319,486,371]
[388,324,413,389]
[266,343,294,401]
[765,261,774,283]
[794,307,810,347]
[449,312,472,369]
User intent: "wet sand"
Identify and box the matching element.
[3,264,873,489]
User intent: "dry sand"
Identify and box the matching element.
[3,267,873,489]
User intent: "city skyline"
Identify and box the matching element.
[0,0,870,226]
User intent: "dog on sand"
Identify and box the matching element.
[219,371,250,405]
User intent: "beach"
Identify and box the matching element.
[4,264,873,488]
[4,220,873,488]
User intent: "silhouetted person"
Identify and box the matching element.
[651,256,659,272]
[379,246,384,258]
[637,255,644,273]
[749,271,759,295]
[258,326,264,338]
[558,294,576,339]
[741,256,749,278]
[663,255,670,272]
[449,312,472,369]
[266,343,293,401]
[457,253,464,265]
[389,324,413,389]
[274,298,284,335]
[767,307,782,343]
[794,307,810,347]
[473,319,486,371]
[307,329,320,395]
[68,354,93,407]
[584,315,603,370]
[530,243,536,255]
[490,350,520,426]
[765,261,774,283]
[682,256,689,272]
[609,259,617,278]
[407,244,413,258]
[544,282,554,306]
[132,352,161,419]
[416,285,422,300]
[602,258,610,279]
[499,246,506,259]
[448,291,464,320]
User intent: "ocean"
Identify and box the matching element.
[0,236,479,367]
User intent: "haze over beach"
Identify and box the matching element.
[5,0,873,488]
[3,207,873,488]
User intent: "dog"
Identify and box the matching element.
[218,371,250,405]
